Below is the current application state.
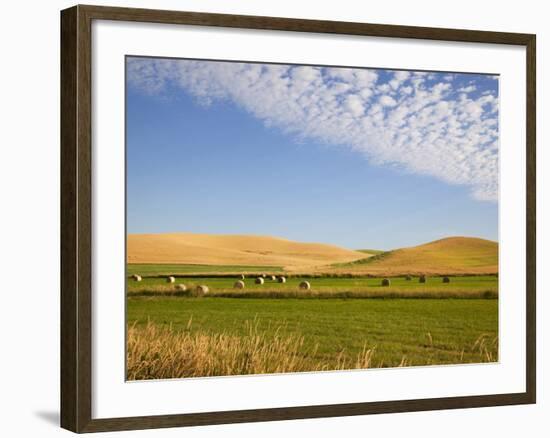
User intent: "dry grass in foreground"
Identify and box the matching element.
[127,321,497,380]
[127,321,374,380]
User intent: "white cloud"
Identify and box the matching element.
[389,70,411,90]
[458,85,477,93]
[128,59,499,201]
[379,95,397,107]
[394,71,411,82]
[345,95,364,117]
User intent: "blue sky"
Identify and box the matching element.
[126,58,499,250]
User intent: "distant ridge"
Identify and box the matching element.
[325,237,498,275]
[127,232,368,269]
[128,233,498,275]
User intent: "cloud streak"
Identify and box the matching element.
[127,58,499,201]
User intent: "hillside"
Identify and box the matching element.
[127,233,368,269]
[323,237,498,275]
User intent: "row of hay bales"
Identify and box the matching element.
[236,276,312,290]
[173,282,210,296]
[253,275,285,284]
[173,284,210,296]
[238,273,281,280]
[380,275,452,286]
[238,275,292,289]
[131,273,454,292]
[238,278,313,290]
[130,274,210,295]
[167,277,210,296]
[247,276,310,290]
[129,273,295,294]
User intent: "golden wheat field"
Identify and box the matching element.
[127,233,497,276]
[323,237,499,275]
[127,233,368,268]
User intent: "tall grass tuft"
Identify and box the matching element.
[126,320,380,380]
[472,334,499,362]
[127,321,498,380]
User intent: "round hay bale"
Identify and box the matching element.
[419,275,427,283]
[270,275,276,281]
[262,273,267,278]
[405,275,412,281]
[255,277,265,285]
[234,280,245,289]
[381,278,391,287]
[195,285,209,296]
[175,284,187,291]
[132,274,142,282]
[239,274,245,280]
[443,276,451,283]
[167,276,175,283]
[299,281,311,290]
[278,276,286,283]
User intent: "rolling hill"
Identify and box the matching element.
[127,233,368,269]
[128,233,498,275]
[325,237,498,275]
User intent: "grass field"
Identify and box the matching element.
[127,272,498,299]
[126,257,499,379]
[127,297,498,379]
[127,263,283,276]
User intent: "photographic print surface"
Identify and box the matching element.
[125,57,499,380]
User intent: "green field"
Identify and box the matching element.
[127,273,498,299]
[128,263,283,276]
[127,297,498,369]
[126,263,498,379]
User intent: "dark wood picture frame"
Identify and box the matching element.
[61,4,536,433]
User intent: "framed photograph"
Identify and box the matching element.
[60,4,536,433]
